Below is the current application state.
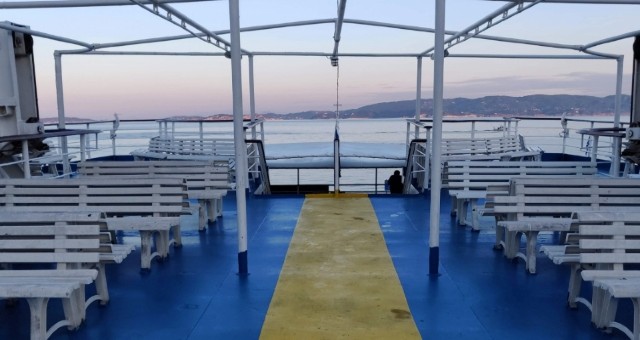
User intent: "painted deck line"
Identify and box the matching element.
[260,197,420,339]
[306,193,369,198]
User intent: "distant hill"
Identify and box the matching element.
[255,94,630,120]
[40,94,633,122]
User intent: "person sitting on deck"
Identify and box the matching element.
[388,170,403,194]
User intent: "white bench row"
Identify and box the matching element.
[131,136,235,166]
[0,212,106,340]
[447,160,596,230]
[492,177,640,274]
[77,160,231,231]
[0,177,189,271]
[544,212,640,340]
[441,135,540,163]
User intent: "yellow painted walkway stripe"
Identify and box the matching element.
[260,197,420,339]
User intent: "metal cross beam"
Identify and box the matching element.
[130,0,234,52]
[0,0,214,9]
[421,0,542,56]
[493,0,640,3]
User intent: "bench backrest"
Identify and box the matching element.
[148,137,235,157]
[573,211,640,268]
[77,160,230,189]
[441,136,521,157]
[494,177,640,219]
[0,212,102,267]
[0,178,187,216]
[447,161,597,191]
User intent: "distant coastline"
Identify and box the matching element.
[41,94,629,123]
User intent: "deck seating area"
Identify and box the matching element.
[440,135,541,163]
[131,136,235,166]
[0,212,104,340]
[492,177,640,274]
[446,160,596,230]
[0,178,189,271]
[0,192,638,339]
[76,160,232,231]
[543,212,640,340]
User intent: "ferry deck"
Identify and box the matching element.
[0,190,633,339]
[2,1,640,339]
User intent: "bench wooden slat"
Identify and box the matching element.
[0,177,189,271]
[77,160,231,231]
[446,161,595,231]
[493,177,640,275]
[0,213,104,339]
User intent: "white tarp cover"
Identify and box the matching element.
[265,142,406,168]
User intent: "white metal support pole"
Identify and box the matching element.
[415,56,423,139]
[611,56,624,177]
[54,52,71,176]
[249,55,257,140]
[229,0,248,275]
[80,134,86,162]
[429,0,445,276]
[21,140,30,179]
[334,129,340,194]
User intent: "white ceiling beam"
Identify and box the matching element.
[491,0,640,4]
[421,1,542,55]
[0,21,93,48]
[0,0,214,9]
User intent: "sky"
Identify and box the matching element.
[1,0,640,120]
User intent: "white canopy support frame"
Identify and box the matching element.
[128,0,233,52]
[2,0,639,277]
[421,1,542,56]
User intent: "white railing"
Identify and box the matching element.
[2,115,630,186]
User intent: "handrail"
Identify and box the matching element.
[404,138,429,194]
[245,139,271,194]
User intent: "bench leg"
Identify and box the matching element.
[567,264,582,309]
[216,199,223,218]
[172,224,182,248]
[139,231,157,271]
[494,216,505,250]
[61,285,85,330]
[95,263,110,305]
[26,297,49,340]
[591,285,608,328]
[157,230,170,258]
[450,196,457,216]
[525,231,539,274]
[198,200,206,231]
[504,230,519,259]
[457,199,467,226]
[470,199,480,231]
[598,289,618,331]
[207,199,217,221]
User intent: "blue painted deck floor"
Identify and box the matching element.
[0,192,633,339]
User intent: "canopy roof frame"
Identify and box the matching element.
[2,0,638,277]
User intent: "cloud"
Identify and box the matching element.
[444,72,632,98]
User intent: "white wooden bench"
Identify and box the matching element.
[77,160,231,231]
[441,135,540,163]
[131,136,235,167]
[0,211,103,340]
[564,211,640,339]
[0,177,189,271]
[492,177,640,274]
[447,160,596,230]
